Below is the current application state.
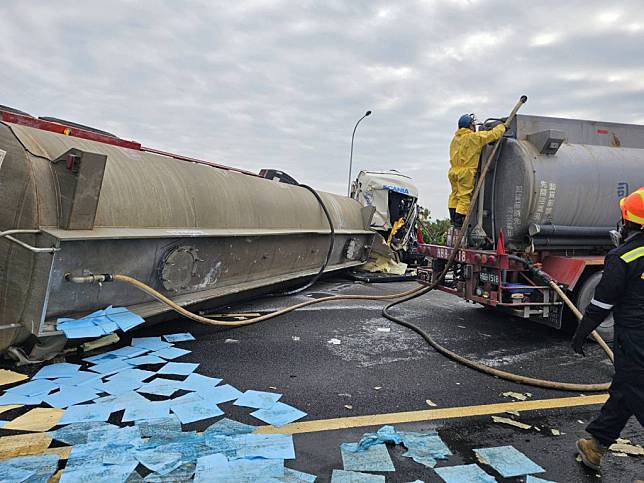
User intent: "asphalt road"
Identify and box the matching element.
[4,277,642,481]
[128,278,643,482]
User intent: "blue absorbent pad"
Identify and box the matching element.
[163,332,195,343]
[126,355,166,366]
[250,401,307,426]
[59,403,113,424]
[178,373,223,392]
[5,378,58,397]
[434,464,497,483]
[44,386,99,408]
[32,363,81,380]
[234,433,296,460]
[474,445,545,477]
[131,337,173,351]
[203,418,256,436]
[330,469,385,483]
[123,401,170,422]
[196,384,242,404]
[171,399,224,424]
[157,362,199,376]
[526,476,556,483]
[340,442,395,472]
[234,389,282,408]
[282,468,318,482]
[151,347,191,360]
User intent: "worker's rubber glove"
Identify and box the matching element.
[571,316,601,356]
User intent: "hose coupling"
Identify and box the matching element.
[65,273,114,284]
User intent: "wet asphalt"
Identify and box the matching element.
[127,278,643,482]
[5,278,644,481]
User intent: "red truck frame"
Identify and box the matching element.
[416,243,604,330]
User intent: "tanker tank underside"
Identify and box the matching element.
[478,114,644,251]
[0,115,375,354]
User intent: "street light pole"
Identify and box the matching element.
[347,110,372,197]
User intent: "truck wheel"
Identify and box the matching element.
[576,271,614,343]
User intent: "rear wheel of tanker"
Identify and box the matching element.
[576,271,615,343]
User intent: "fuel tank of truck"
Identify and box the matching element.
[479,114,644,250]
[0,110,375,353]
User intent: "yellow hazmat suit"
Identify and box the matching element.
[448,123,506,216]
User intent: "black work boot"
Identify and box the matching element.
[449,208,456,224]
[576,438,607,471]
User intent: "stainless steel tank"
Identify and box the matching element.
[0,111,375,353]
[480,114,644,250]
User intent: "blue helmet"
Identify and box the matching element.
[458,114,474,129]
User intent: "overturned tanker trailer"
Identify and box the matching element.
[0,107,375,356]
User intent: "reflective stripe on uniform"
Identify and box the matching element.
[621,246,644,263]
[590,298,614,310]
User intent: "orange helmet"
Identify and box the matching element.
[620,187,644,226]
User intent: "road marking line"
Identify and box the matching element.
[255,394,608,434]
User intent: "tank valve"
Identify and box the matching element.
[65,273,114,284]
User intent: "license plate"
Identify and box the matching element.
[479,271,499,285]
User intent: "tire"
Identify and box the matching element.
[576,271,615,343]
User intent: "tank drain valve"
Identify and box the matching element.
[65,273,114,284]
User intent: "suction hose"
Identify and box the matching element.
[383,95,613,392]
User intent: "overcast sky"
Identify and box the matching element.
[2,1,643,218]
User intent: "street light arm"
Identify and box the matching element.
[347,111,372,197]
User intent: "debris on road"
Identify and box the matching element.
[344,405,353,410]
[250,401,307,426]
[376,327,390,333]
[224,338,239,344]
[0,369,28,387]
[426,399,437,407]
[331,469,384,482]
[474,445,545,478]
[550,429,561,436]
[502,391,532,401]
[434,463,496,483]
[292,336,301,341]
[610,442,644,456]
[328,338,342,345]
[163,332,196,343]
[491,415,532,430]
[340,442,395,472]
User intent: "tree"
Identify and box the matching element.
[417,205,450,245]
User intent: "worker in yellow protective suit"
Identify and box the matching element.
[448,114,506,231]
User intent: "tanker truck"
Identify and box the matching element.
[0,106,375,359]
[417,114,644,342]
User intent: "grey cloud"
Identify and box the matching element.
[1,0,643,217]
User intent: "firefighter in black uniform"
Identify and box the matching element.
[572,187,644,471]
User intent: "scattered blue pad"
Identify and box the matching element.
[136,416,182,439]
[144,462,195,482]
[131,337,173,351]
[356,425,403,451]
[526,476,556,483]
[197,384,242,404]
[171,399,224,424]
[400,430,452,468]
[32,362,81,379]
[107,368,156,384]
[340,443,395,472]
[204,418,255,436]
[0,454,59,483]
[435,464,497,483]
[50,422,118,445]
[57,318,105,339]
[169,392,204,407]
[53,371,102,388]
[137,379,181,397]
[157,362,199,376]
[178,373,223,392]
[151,347,191,360]
[106,307,145,332]
[282,468,318,482]
[59,403,113,424]
[135,448,183,476]
[126,355,166,366]
[251,401,307,426]
[202,434,240,457]
[60,460,138,483]
[84,352,122,364]
[108,345,150,359]
[474,445,545,478]
[44,386,98,408]
[330,469,385,483]
[94,377,145,395]
[87,425,141,445]
[194,453,284,483]
[89,358,133,375]
[93,391,149,414]
[0,393,42,405]
[234,389,282,409]
[163,333,195,343]
[235,433,296,460]
[123,401,170,422]
[5,378,58,397]
[0,465,34,482]
[193,453,228,483]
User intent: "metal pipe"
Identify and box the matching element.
[529,224,612,237]
[65,273,112,284]
[0,230,59,253]
[531,237,612,247]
